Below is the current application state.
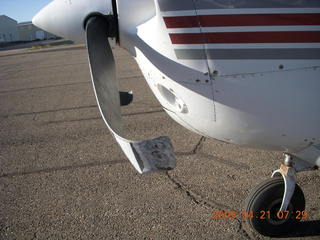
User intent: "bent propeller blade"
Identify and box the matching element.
[86,17,123,134]
[85,16,176,173]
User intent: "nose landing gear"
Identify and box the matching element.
[245,176,305,236]
[245,153,316,237]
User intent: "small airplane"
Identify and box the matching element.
[33,0,320,236]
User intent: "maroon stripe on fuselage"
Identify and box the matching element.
[169,31,320,44]
[163,13,320,28]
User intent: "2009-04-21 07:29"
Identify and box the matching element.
[211,210,309,220]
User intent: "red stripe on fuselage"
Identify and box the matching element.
[163,13,320,28]
[169,31,320,44]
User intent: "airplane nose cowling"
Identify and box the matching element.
[32,0,113,42]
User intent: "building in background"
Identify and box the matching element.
[18,21,57,41]
[0,15,57,43]
[0,15,19,42]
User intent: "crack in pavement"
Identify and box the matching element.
[192,136,206,154]
[0,105,98,119]
[166,170,230,210]
[0,81,90,94]
[197,152,250,170]
[43,109,164,125]
[0,102,161,120]
[165,170,253,240]
[174,137,206,156]
[0,61,88,74]
[0,138,199,178]
[0,159,127,179]
[0,125,194,179]
[165,136,253,239]
[0,124,253,238]
[0,75,143,95]
[0,138,204,180]
[0,109,164,147]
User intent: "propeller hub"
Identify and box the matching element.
[32,0,114,42]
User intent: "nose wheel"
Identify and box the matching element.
[244,152,318,236]
[244,176,305,237]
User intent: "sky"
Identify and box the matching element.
[1,0,52,23]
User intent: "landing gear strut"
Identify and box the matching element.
[245,177,305,236]
[245,153,316,237]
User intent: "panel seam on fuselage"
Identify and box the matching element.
[192,0,217,122]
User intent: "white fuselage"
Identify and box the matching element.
[117,0,320,154]
[33,0,320,155]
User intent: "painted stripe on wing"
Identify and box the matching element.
[174,48,320,59]
[163,13,320,28]
[173,43,320,49]
[169,31,320,44]
[158,0,320,12]
[161,9,320,17]
[168,26,320,34]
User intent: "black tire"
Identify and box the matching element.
[245,177,305,237]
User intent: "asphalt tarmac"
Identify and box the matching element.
[0,44,319,240]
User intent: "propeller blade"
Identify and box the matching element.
[86,16,176,173]
[86,16,122,134]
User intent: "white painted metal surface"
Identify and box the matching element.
[118,0,320,154]
[33,0,320,164]
[32,0,113,42]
